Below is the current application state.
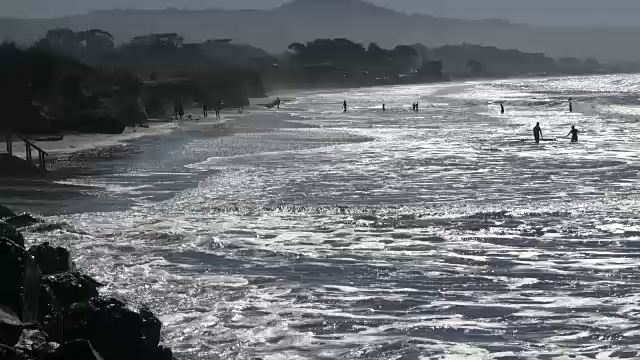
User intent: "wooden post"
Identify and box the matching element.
[6,133,12,156]
[38,152,45,174]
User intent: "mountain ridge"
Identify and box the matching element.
[0,0,639,61]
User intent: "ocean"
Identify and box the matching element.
[8,74,640,359]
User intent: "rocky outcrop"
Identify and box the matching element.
[0,222,26,248]
[0,204,16,219]
[5,214,41,229]
[28,242,75,276]
[0,204,175,360]
[64,297,172,360]
[0,237,40,323]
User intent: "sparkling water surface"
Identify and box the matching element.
[12,74,640,359]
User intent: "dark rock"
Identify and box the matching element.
[0,238,40,322]
[0,307,23,346]
[0,343,27,360]
[0,204,15,219]
[0,223,25,248]
[139,307,162,349]
[14,329,59,358]
[49,340,104,360]
[42,273,102,308]
[5,214,41,228]
[28,242,76,276]
[64,297,165,360]
[38,273,102,342]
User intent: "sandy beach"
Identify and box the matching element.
[8,110,239,160]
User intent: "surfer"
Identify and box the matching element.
[500,103,505,114]
[533,122,543,143]
[343,100,348,112]
[566,125,579,143]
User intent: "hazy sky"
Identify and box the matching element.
[2,0,640,28]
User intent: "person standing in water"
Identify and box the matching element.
[178,101,184,120]
[533,122,543,143]
[382,103,386,111]
[569,98,573,113]
[500,103,505,114]
[567,125,580,143]
[416,102,419,111]
[411,103,416,111]
[343,100,348,112]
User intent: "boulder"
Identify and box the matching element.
[5,214,41,228]
[64,297,168,360]
[0,222,25,248]
[38,273,102,343]
[0,204,15,219]
[0,307,23,347]
[0,238,40,322]
[28,242,75,276]
[42,273,102,308]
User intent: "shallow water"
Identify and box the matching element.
[10,74,640,359]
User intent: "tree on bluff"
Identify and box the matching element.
[287,38,418,76]
[32,28,115,60]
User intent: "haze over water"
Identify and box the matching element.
[12,74,640,359]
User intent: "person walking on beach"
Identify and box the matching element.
[276,97,281,110]
[343,100,348,112]
[567,125,580,143]
[202,104,208,118]
[533,122,543,143]
[500,103,505,114]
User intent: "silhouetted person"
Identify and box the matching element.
[382,103,386,111]
[567,125,579,143]
[500,103,505,114]
[569,99,573,113]
[412,103,415,111]
[343,100,348,112]
[276,97,281,109]
[416,102,419,111]
[533,122,543,143]
[178,101,184,120]
[203,104,208,118]
[173,101,179,120]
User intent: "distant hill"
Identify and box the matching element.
[1,0,640,61]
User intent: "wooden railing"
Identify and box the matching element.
[3,134,50,175]
[20,137,48,174]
